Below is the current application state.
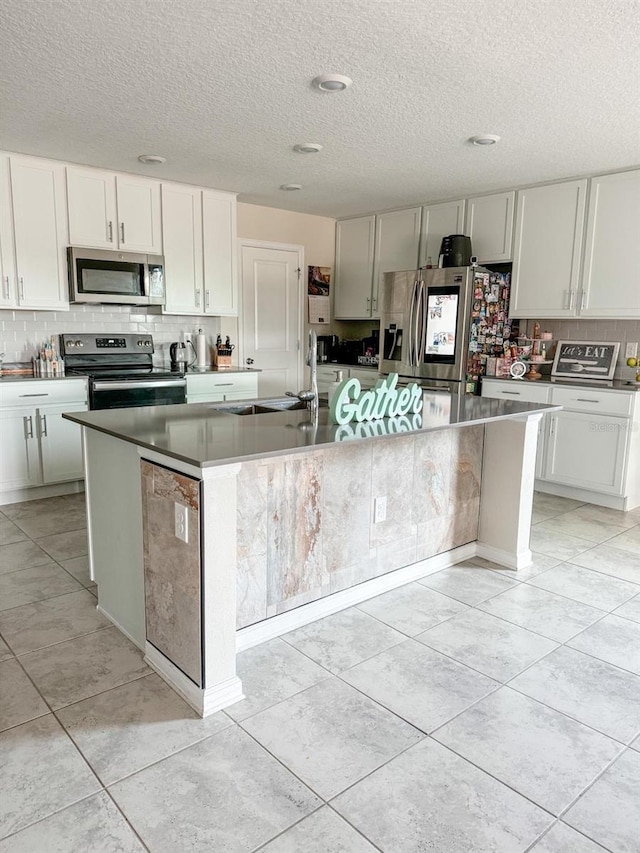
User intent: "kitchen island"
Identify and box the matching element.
[65,393,558,716]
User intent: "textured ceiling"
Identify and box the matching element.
[1,0,639,217]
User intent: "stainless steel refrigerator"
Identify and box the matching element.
[379,266,512,392]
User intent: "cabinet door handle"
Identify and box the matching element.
[39,413,48,437]
[2,276,9,300]
[580,290,586,310]
[120,223,125,244]
[568,289,575,310]
[502,390,521,395]
[195,289,201,308]
[372,296,378,311]
[19,277,25,301]
[19,393,49,398]
[205,290,210,308]
[550,417,555,436]
[107,221,113,242]
[576,398,600,403]
[215,382,234,387]
[23,415,33,439]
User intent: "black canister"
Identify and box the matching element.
[439,234,472,267]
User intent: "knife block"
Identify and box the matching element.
[214,347,233,367]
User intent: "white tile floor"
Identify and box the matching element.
[0,491,639,852]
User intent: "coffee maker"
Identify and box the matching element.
[317,335,339,362]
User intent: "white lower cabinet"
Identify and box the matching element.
[0,380,88,498]
[543,410,627,494]
[185,372,258,403]
[482,379,639,509]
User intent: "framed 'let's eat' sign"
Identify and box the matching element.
[551,340,620,380]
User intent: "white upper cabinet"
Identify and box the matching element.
[115,175,162,253]
[465,191,514,262]
[510,179,587,318]
[161,184,204,315]
[9,156,69,310]
[67,167,117,249]
[335,215,376,319]
[419,199,465,267]
[202,190,238,316]
[66,167,162,254]
[0,155,16,308]
[580,170,640,318]
[373,207,421,316]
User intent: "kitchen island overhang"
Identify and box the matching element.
[65,395,560,717]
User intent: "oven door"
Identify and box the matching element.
[91,379,186,410]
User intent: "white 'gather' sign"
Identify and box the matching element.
[329,373,423,425]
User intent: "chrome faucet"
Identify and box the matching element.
[286,330,319,420]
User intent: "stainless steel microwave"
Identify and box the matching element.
[68,248,165,306]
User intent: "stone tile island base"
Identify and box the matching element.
[83,414,541,717]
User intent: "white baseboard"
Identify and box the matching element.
[144,642,244,717]
[236,542,476,653]
[475,542,532,571]
[0,480,84,506]
[97,604,145,652]
[534,480,629,511]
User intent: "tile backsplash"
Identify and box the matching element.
[518,319,640,375]
[0,306,222,367]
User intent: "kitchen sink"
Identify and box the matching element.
[210,397,316,416]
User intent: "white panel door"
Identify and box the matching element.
[510,180,587,318]
[465,192,515,262]
[115,175,162,253]
[66,167,117,249]
[580,170,640,318]
[203,191,238,315]
[38,404,87,484]
[373,207,421,318]
[162,184,203,315]
[0,408,40,491]
[419,200,466,267]
[543,411,627,494]
[10,156,69,310]
[334,215,375,318]
[240,244,301,398]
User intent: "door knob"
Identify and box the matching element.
[245,358,254,365]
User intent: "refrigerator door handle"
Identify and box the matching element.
[418,279,427,367]
[414,279,424,370]
[408,280,418,367]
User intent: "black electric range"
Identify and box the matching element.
[61,334,186,410]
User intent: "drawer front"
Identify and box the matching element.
[0,379,88,408]
[186,373,258,396]
[550,386,632,417]
[481,381,551,404]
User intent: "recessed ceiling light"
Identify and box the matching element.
[468,135,501,146]
[293,143,323,154]
[280,183,302,191]
[138,154,167,165]
[312,74,352,92]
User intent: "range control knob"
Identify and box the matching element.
[75,340,84,347]
[66,340,75,348]
[137,340,144,347]
[145,340,152,347]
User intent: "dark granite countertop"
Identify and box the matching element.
[64,394,559,470]
[482,375,640,392]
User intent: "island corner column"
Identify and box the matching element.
[477,412,543,570]
[200,462,245,715]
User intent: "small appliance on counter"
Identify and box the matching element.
[439,235,472,268]
[336,339,365,365]
[317,334,339,363]
[169,341,195,373]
